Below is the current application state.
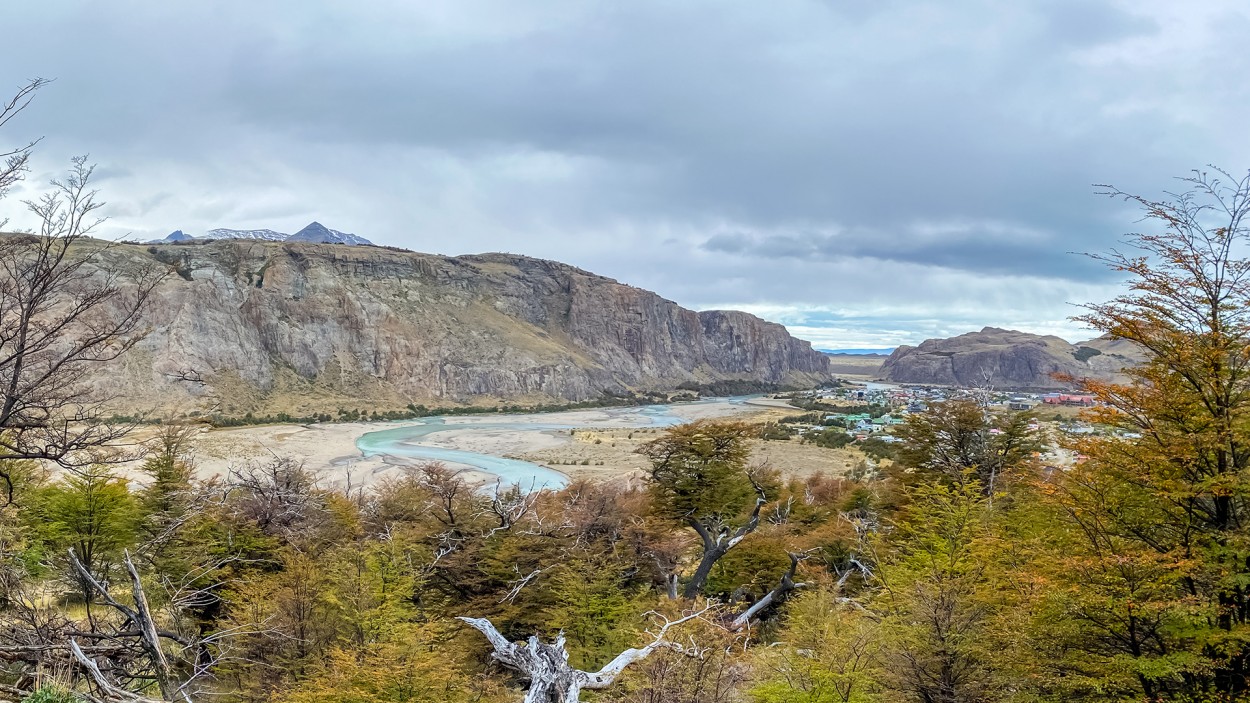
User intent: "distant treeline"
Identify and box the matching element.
[105,389,686,428]
[106,384,834,429]
[675,379,800,397]
[789,398,893,417]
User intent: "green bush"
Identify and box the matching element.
[807,428,852,449]
[857,436,899,461]
[25,687,77,703]
[758,422,796,441]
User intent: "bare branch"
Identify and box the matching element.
[459,604,714,702]
[728,553,806,631]
[585,606,714,688]
[67,549,196,702]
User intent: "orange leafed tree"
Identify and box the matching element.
[1045,168,1250,699]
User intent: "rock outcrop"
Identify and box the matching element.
[97,240,829,416]
[879,327,1146,389]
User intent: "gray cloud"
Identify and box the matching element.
[1,0,1247,346]
[700,220,1111,280]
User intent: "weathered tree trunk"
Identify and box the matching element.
[682,542,727,600]
[68,549,195,703]
[664,572,679,600]
[459,608,707,702]
[682,494,765,599]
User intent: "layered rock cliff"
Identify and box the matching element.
[97,240,829,416]
[879,327,1145,389]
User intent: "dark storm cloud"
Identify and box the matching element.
[1,0,1247,346]
[210,0,1171,229]
[700,223,1112,281]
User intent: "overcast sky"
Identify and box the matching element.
[3,1,1248,349]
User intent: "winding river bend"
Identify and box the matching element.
[355,398,754,490]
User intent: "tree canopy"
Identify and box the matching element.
[6,78,1250,702]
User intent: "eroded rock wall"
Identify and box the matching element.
[100,241,828,415]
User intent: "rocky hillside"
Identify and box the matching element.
[879,327,1146,389]
[94,240,829,417]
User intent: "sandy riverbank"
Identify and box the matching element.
[190,398,788,489]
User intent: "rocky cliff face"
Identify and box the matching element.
[99,241,829,416]
[879,327,1145,389]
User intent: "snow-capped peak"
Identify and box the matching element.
[145,223,374,246]
[286,221,372,246]
[201,228,289,242]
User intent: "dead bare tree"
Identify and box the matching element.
[67,639,167,703]
[0,78,197,701]
[0,548,214,701]
[0,79,166,500]
[67,549,196,702]
[0,78,49,225]
[224,456,326,539]
[0,156,166,469]
[459,606,712,703]
[487,479,542,536]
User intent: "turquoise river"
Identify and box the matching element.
[354,397,754,490]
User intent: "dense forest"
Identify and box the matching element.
[6,79,1250,702]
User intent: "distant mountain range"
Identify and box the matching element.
[820,348,896,356]
[148,222,373,246]
[202,228,287,242]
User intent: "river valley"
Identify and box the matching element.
[192,397,794,489]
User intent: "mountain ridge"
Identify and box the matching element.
[96,239,829,417]
[287,221,372,245]
[202,228,288,242]
[148,222,374,246]
[879,326,1147,389]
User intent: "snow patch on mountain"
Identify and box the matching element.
[146,223,374,246]
[286,222,372,246]
[202,228,289,242]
